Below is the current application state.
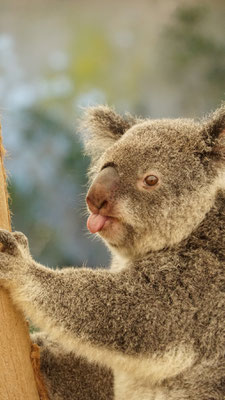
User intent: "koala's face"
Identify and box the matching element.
[82,106,225,258]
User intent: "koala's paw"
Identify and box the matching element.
[0,229,27,282]
[0,229,21,256]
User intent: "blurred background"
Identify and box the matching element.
[0,0,224,269]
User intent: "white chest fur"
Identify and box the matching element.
[114,371,167,400]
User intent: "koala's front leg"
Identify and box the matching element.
[1,230,167,379]
[0,230,134,361]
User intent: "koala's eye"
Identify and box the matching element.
[144,175,158,186]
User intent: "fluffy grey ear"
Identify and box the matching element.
[201,104,225,162]
[80,106,137,161]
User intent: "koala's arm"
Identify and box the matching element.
[0,230,171,363]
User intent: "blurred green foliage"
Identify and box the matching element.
[162,4,225,107]
[9,108,89,266]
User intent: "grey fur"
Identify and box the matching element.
[0,104,224,399]
[32,333,113,400]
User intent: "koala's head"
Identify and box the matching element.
[81,105,225,258]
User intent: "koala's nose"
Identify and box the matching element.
[86,167,119,214]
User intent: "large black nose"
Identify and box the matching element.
[86,167,119,214]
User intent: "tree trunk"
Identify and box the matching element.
[0,125,46,399]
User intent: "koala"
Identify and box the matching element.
[0,104,224,400]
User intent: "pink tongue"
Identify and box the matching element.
[87,214,108,234]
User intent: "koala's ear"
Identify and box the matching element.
[201,104,225,162]
[79,106,137,161]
